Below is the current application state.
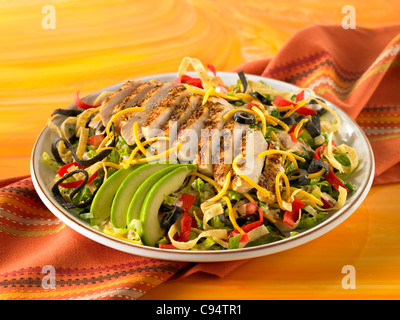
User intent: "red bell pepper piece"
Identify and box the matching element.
[176,193,197,211]
[237,201,258,215]
[173,74,203,88]
[159,243,176,249]
[274,94,316,115]
[74,91,101,109]
[283,197,305,227]
[57,161,98,188]
[313,141,337,159]
[296,90,305,102]
[295,106,317,115]
[287,124,300,142]
[57,161,85,176]
[58,171,98,188]
[87,134,104,147]
[207,63,217,76]
[274,96,296,107]
[231,207,264,237]
[178,210,192,242]
[324,167,349,192]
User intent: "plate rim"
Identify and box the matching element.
[30,71,375,262]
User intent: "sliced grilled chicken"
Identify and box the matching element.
[141,84,190,140]
[120,82,174,145]
[230,129,268,193]
[174,101,211,162]
[257,141,284,205]
[149,93,202,155]
[99,80,144,126]
[212,119,248,187]
[194,100,233,176]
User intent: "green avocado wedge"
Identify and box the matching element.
[140,165,196,247]
[126,164,182,230]
[90,164,144,226]
[110,163,173,228]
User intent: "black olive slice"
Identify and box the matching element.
[233,110,256,124]
[307,158,331,176]
[252,92,272,105]
[162,207,184,232]
[287,169,309,185]
[304,114,321,138]
[280,115,296,126]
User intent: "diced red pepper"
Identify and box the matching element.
[313,141,337,159]
[283,198,305,227]
[57,161,85,176]
[74,91,101,109]
[159,243,176,249]
[58,171,98,188]
[273,96,296,107]
[207,63,217,76]
[87,134,104,147]
[57,161,98,188]
[296,90,305,102]
[324,167,349,192]
[288,124,300,142]
[176,193,197,211]
[173,74,203,88]
[178,210,192,242]
[237,201,259,215]
[231,207,264,237]
[321,196,335,209]
[295,106,317,115]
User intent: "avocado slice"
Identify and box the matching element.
[126,164,182,230]
[90,164,144,226]
[110,163,172,228]
[140,165,196,247]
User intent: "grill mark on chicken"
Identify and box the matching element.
[257,141,284,204]
[141,85,190,140]
[212,119,247,187]
[99,80,144,126]
[195,101,233,176]
[230,129,268,193]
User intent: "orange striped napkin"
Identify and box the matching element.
[1,24,400,300]
[234,24,400,185]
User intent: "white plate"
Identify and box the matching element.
[30,72,375,262]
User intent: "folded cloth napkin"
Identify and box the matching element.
[234,24,400,185]
[1,24,400,300]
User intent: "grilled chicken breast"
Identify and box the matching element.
[194,100,233,176]
[230,129,268,193]
[141,84,190,140]
[257,141,284,204]
[212,119,248,187]
[99,80,144,126]
[120,82,174,144]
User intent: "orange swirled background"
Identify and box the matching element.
[1,0,400,300]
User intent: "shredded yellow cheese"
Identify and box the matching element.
[222,108,260,121]
[75,127,89,159]
[251,106,267,136]
[289,187,324,207]
[293,118,309,138]
[207,171,231,202]
[275,172,292,211]
[182,83,240,102]
[133,121,147,155]
[223,196,244,234]
[232,154,271,195]
[105,107,145,137]
[257,150,300,169]
[190,171,222,192]
[307,168,326,179]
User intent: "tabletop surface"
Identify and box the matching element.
[1,0,399,300]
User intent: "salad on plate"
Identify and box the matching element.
[42,57,359,250]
